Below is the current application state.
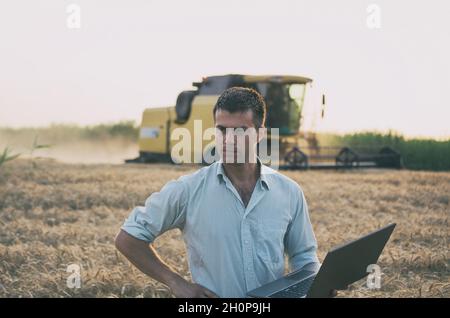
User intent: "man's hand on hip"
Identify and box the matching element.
[169,278,218,298]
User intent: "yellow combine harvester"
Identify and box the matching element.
[127,74,402,169]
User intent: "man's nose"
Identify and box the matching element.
[224,130,236,144]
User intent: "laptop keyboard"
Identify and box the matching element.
[269,275,316,298]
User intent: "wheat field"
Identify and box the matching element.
[0,159,448,298]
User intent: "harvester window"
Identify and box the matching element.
[263,83,304,135]
[289,84,304,100]
[175,90,197,124]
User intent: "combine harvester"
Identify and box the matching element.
[127,74,402,170]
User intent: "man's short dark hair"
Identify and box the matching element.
[213,87,266,128]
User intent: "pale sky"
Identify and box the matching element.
[0,0,449,139]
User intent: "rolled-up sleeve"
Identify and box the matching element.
[284,186,320,272]
[121,178,188,243]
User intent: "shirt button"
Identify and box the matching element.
[244,240,249,244]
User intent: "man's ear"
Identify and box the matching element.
[257,126,266,143]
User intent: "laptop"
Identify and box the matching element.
[247,223,396,298]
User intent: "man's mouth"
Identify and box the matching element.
[224,148,240,156]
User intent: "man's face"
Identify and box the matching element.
[214,109,264,164]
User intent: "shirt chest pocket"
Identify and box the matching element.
[253,218,288,264]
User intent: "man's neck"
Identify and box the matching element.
[222,159,260,185]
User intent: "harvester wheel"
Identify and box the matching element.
[336,147,358,167]
[284,147,308,169]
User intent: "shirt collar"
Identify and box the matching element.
[216,156,270,190]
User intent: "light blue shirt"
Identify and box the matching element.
[121,160,319,298]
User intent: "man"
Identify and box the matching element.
[115,87,320,298]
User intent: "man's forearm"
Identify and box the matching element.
[115,229,184,290]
